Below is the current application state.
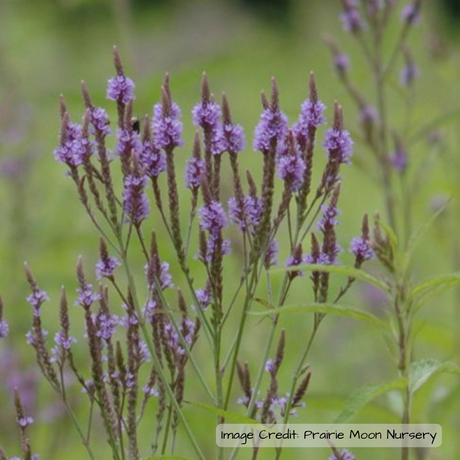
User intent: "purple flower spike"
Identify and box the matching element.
[199,201,227,235]
[95,313,119,341]
[391,147,408,173]
[286,253,308,278]
[253,106,289,154]
[96,253,120,280]
[349,236,375,261]
[204,235,231,263]
[193,98,224,155]
[54,331,77,350]
[159,262,173,290]
[219,123,246,154]
[341,0,365,33]
[152,102,183,149]
[228,195,262,231]
[122,174,150,226]
[107,75,135,104]
[318,204,340,232]
[277,150,306,192]
[196,285,212,310]
[18,416,34,428]
[140,141,166,178]
[116,128,142,158]
[293,98,326,144]
[329,449,355,460]
[360,105,378,125]
[400,63,420,87]
[265,239,279,268]
[265,359,275,373]
[54,122,93,167]
[391,135,408,173]
[76,284,101,309]
[0,319,9,338]
[401,3,421,26]
[192,100,222,131]
[27,290,50,317]
[333,53,350,75]
[185,156,206,190]
[145,261,174,290]
[324,127,354,164]
[90,107,110,136]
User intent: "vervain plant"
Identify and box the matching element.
[326,0,423,244]
[301,2,460,460]
[0,45,375,460]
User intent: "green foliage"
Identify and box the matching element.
[408,359,460,394]
[250,302,387,331]
[334,379,406,423]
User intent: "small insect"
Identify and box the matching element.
[131,117,140,133]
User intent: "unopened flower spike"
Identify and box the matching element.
[96,237,121,280]
[324,101,353,165]
[390,133,408,173]
[401,0,422,26]
[107,46,135,106]
[219,93,245,154]
[277,130,306,192]
[350,213,375,267]
[0,295,9,339]
[400,46,420,87]
[324,36,350,78]
[340,0,365,33]
[186,132,205,190]
[253,77,288,154]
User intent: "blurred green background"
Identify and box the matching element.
[1,0,460,459]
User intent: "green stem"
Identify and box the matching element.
[223,263,260,409]
[116,235,206,460]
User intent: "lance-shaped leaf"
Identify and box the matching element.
[334,378,406,423]
[409,359,460,394]
[249,302,388,331]
[407,273,460,311]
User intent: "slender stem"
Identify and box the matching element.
[116,235,206,460]
[223,262,260,409]
[161,404,173,455]
[154,280,216,402]
[215,323,224,460]
[374,25,397,232]
[62,399,97,460]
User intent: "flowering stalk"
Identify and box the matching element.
[328,0,424,243]
[12,48,373,460]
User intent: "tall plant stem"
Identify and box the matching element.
[223,263,260,409]
[374,29,397,233]
[116,234,206,460]
[395,293,410,460]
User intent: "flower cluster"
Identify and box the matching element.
[7,46,375,460]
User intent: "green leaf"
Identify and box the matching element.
[187,401,258,425]
[334,378,406,423]
[403,200,451,274]
[409,359,460,394]
[407,273,460,306]
[270,263,390,293]
[249,303,387,331]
